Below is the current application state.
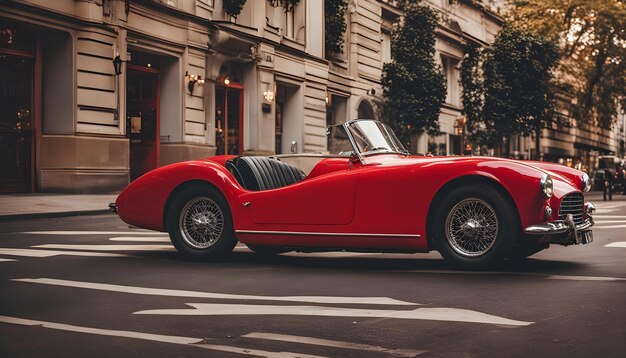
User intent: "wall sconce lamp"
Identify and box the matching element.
[112,54,123,76]
[263,89,275,104]
[185,71,205,92]
[366,88,376,96]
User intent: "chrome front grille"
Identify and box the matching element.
[559,193,584,225]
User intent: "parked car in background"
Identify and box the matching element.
[596,156,625,192]
[112,119,595,269]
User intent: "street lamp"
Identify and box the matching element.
[112,54,123,76]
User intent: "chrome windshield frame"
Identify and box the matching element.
[342,119,409,162]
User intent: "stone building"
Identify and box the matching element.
[1,0,621,193]
[1,0,327,193]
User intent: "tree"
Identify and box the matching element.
[459,43,491,149]
[460,26,560,158]
[381,1,446,148]
[325,0,349,57]
[507,0,626,129]
[223,0,247,17]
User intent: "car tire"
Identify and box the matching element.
[433,184,518,269]
[167,185,236,261]
[246,244,290,256]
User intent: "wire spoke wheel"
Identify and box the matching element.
[179,197,224,249]
[445,198,499,257]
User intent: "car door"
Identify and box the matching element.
[249,169,359,226]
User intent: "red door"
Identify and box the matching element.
[127,64,159,181]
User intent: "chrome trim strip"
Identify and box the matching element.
[235,230,421,238]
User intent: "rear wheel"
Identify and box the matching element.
[167,185,236,261]
[433,185,518,269]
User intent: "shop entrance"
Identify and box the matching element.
[215,63,244,155]
[0,28,35,193]
[126,51,160,181]
[215,86,243,155]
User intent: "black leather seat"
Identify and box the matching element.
[227,156,306,191]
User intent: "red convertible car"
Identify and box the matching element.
[112,119,594,268]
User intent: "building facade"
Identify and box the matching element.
[1,0,622,193]
[1,0,328,193]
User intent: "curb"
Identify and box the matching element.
[0,209,113,221]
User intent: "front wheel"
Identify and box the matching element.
[433,185,518,269]
[167,185,236,261]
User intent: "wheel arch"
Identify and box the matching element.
[425,174,522,248]
[162,180,225,232]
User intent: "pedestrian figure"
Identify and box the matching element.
[603,170,613,201]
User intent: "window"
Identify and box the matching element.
[284,8,294,38]
[441,55,460,106]
[381,30,392,64]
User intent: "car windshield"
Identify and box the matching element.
[345,120,408,156]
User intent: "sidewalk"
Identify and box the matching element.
[0,193,118,220]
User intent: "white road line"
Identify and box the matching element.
[605,242,626,248]
[242,332,425,357]
[388,270,626,281]
[591,220,626,224]
[134,303,533,327]
[593,225,626,229]
[0,315,326,358]
[592,215,626,219]
[0,248,129,258]
[12,278,417,306]
[0,258,17,262]
[109,237,170,242]
[33,244,174,251]
[546,275,626,281]
[22,231,159,235]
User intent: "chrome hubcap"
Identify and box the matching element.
[445,198,498,257]
[179,197,224,249]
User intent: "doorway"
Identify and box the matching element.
[0,48,35,192]
[126,54,159,181]
[215,86,243,156]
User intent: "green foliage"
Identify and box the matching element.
[223,0,247,17]
[459,43,490,147]
[381,1,446,146]
[325,0,349,56]
[471,26,560,154]
[267,0,300,12]
[508,0,626,128]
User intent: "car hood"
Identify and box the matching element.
[361,155,583,192]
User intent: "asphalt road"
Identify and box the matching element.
[1,196,625,357]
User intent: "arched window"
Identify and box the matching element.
[357,100,374,119]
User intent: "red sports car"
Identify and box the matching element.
[112,119,594,268]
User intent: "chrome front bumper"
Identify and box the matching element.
[524,213,594,246]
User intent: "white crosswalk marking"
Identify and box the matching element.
[0,248,129,258]
[242,332,425,357]
[109,237,170,242]
[22,231,159,235]
[0,258,17,262]
[32,244,174,251]
[13,278,417,305]
[0,316,327,358]
[605,242,626,248]
[134,303,533,326]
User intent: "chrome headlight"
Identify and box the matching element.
[540,174,553,199]
[581,173,591,192]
